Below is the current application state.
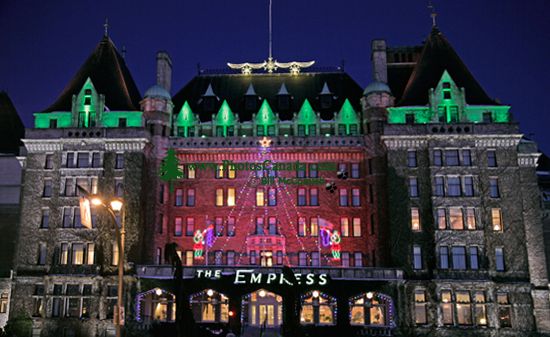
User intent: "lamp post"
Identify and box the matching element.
[88,194,125,337]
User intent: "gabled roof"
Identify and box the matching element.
[172,72,363,122]
[0,92,24,155]
[44,36,141,112]
[398,27,497,106]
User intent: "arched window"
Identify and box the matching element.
[349,292,396,327]
[300,291,336,325]
[136,288,176,323]
[190,289,229,323]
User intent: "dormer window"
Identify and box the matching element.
[443,91,451,100]
[119,118,127,128]
[308,125,316,136]
[216,126,224,137]
[84,97,91,105]
[349,124,358,135]
[298,125,306,136]
[442,82,451,89]
[405,114,415,124]
[257,126,265,137]
[483,112,493,123]
[49,119,57,129]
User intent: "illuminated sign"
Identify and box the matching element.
[195,269,329,286]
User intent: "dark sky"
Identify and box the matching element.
[1,0,549,152]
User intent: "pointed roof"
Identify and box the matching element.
[203,83,216,97]
[256,99,276,125]
[245,83,257,96]
[320,82,332,95]
[45,37,141,112]
[0,92,24,155]
[277,83,289,95]
[398,27,497,106]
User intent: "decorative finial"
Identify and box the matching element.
[103,17,109,37]
[227,0,315,75]
[428,1,437,27]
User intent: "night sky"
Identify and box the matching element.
[1,0,549,153]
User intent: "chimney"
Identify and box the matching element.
[156,51,172,93]
[371,40,387,83]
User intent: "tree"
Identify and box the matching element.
[159,148,183,193]
[2,311,32,337]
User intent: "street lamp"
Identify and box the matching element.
[79,186,125,337]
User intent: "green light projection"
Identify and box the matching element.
[76,78,98,128]
[174,101,196,137]
[388,70,510,124]
[336,99,359,134]
[256,99,276,136]
[214,100,236,137]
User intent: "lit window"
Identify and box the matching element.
[449,207,463,230]
[492,208,503,231]
[188,165,196,179]
[227,188,235,206]
[298,217,307,236]
[339,189,348,206]
[156,247,162,265]
[497,293,512,327]
[412,245,422,270]
[185,251,194,266]
[487,150,497,167]
[451,246,466,270]
[0,293,9,314]
[352,218,361,237]
[414,291,427,325]
[436,208,446,229]
[297,164,306,178]
[256,188,265,206]
[495,247,505,271]
[216,189,223,206]
[276,251,283,265]
[310,217,318,236]
[465,208,476,230]
[216,164,224,179]
[350,292,391,326]
[440,290,453,325]
[300,292,336,325]
[190,290,229,323]
[228,165,236,179]
[410,208,420,231]
[473,292,487,326]
[456,291,472,325]
[407,150,417,167]
[341,218,349,237]
[71,244,85,265]
[86,243,95,265]
[60,243,69,265]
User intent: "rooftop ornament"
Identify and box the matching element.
[227,0,314,75]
